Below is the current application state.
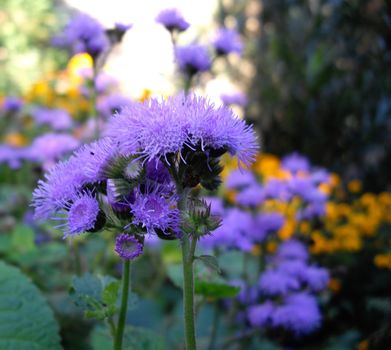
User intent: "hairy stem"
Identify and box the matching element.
[114,259,130,350]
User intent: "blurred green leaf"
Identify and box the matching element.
[195,281,240,299]
[0,260,62,350]
[195,254,221,273]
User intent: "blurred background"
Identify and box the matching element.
[1,1,391,350]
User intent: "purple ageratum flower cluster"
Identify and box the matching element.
[244,240,328,336]
[32,138,118,221]
[0,145,26,169]
[156,8,190,32]
[52,14,109,59]
[213,28,243,56]
[175,45,212,76]
[106,93,258,167]
[32,108,72,130]
[115,233,143,260]
[26,133,79,165]
[281,152,311,174]
[248,292,321,336]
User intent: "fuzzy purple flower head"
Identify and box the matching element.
[53,14,109,59]
[156,8,190,32]
[213,28,243,56]
[106,93,258,168]
[220,92,248,107]
[129,186,179,236]
[62,192,100,237]
[115,234,143,260]
[176,45,212,76]
[282,152,310,174]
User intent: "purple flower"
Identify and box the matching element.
[282,152,310,174]
[258,269,300,296]
[247,302,274,327]
[176,44,211,76]
[97,94,133,118]
[115,233,143,260]
[129,186,179,235]
[263,179,290,201]
[53,14,109,58]
[255,212,285,236]
[32,108,72,130]
[156,8,189,32]
[271,293,321,336]
[200,208,254,252]
[106,94,258,167]
[0,145,26,169]
[145,158,171,184]
[220,92,247,107]
[276,239,309,261]
[2,97,23,113]
[61,192,100,237]
[236,184,265,207]
[213,28,243,55]
[73,138,119,183]
[32,156,89,220]
[302,266,329,292]
[27,133,79,164]
[114,22,133,33]
[225,169,257,190]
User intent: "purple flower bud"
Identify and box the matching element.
[115,233,143,260]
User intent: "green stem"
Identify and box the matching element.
[108,317,116,340]
[181,235,197,350]
[114,259,130,350]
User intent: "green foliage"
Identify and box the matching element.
[91,325,166,350]
[70,273,138,321]
[194,281,240,299]
[0,261,62,350]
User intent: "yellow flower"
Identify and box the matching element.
[374,254,391,269]
[4,133,27,147]
[348,179,362,193]
[278,219,296,240]
[266,241,277,253]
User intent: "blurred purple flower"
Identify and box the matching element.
[32,108,72,130]
[225,169,257,190]
[2,96,23,113]
[213,28,243,55]
[53,14,109,59]
[276,239,309,261]
[220,92,247,107]
[27,133,79,164]
[271,292,321,336]
[259,269,300,296]
[0,145,26,169]
[247,302,274,327]
[176,44,211,76]
[236,183,265,207]
[282,152,310,174]
[156,8,190,32]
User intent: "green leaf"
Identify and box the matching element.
[195,281,240,299]
[102,281,120,307]
[11,224,36,253]
[91,325,166,350]
[0,261,62,350]
[70,273,102,309]
[196,255,221,273]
